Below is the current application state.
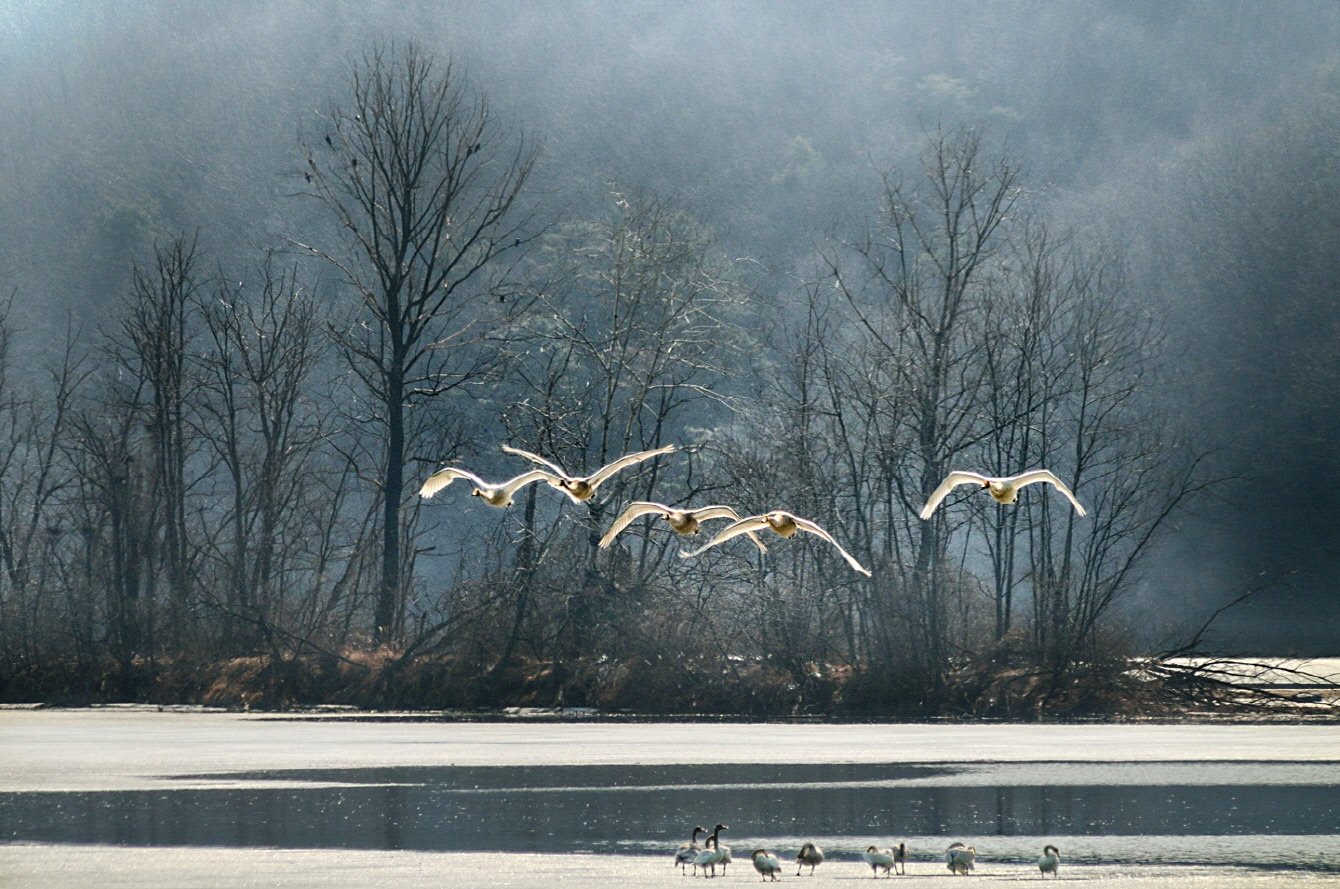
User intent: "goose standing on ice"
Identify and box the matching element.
[501,443,676,503]
[919,470,1087,519]
[675,825,705,874]
[693,824,729,878]
[681,511,871,577]
[860,845,896,877]
[946,842,976,875]
[893,842,907,875]
[417,466,559,507]
[598,502,767,552]
[751,849,783,881]
[795,841,824,875]
[1038,844,1060,879]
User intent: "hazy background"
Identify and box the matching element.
[1,0,1337,652]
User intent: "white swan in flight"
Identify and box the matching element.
[1038,844,1060,879]
[751,849,783,881]
[680,511,871,577]
[417,466,558,507]
[919,469,1087,519]
[945,842,976,875]
[501,443,676,503]
[598,501,767,552]
[860,845,896,877]
[795,841,824,876]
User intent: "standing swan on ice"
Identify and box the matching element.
[795,841,824,875]
[675,825,705,874]
[417,466,559,507]
[751,849,783,881]
[501,443,676,503]
[694,824,729,878]
[681,511,871,577]
[598,502,767,552]
[1038,845,1060,879]
[919,470,1087,519]
[946,842,976,875]
[860,845,896,877]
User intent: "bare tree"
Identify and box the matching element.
[195,256,330,654]
[113,234,204,650]
[296,44,538,642]
[0,303,90,675]
[825,126,1021,686]
[499,192,747,678]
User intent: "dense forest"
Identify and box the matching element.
[1,3,1337,715]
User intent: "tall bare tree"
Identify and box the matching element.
[500,192,746,674]
[826,127,1020,685]
[115,234,203,648]
[297,44,537,642]
[195,256,328,652]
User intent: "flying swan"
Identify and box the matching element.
[501,444,676,503]
[680,511,872,577]
[598,502,767,553]
[919,470,1087,519]
[417,466,559,507]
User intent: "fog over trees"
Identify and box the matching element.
[0,2,1336,711]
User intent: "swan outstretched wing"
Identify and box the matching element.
[919,471,990,519]
[584,444,677,489]
[498,468,563,496]
[500,444,571,480]
[687,505,743,523]
[1008,469,1087,516]
[419,466,486,498]
[598,501,673,548]
[680,515,771,559]
[689,506,768,553]
[790,516,873,576]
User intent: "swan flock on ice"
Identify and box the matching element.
[671,826,1055,879]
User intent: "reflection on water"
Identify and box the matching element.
[2,762,1338,870]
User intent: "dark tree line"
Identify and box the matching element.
[0,44,1212,714]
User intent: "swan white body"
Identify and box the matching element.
[501,443,676,503]
[694,839,725,877]
[417,466,558,507]
[680,511,871,577]
[946,842,976,875]
[675,825,705,874]
[1039,844,1060,878]
[920,469,1087,519]
[694,824,728,877]
[860,845,896,877]
[598,501,767,552]
[751,849,783,881]
[795,841,824,875]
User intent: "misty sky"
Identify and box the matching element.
[2,1,1339,651]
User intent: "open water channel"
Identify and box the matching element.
[2,709,1339,885]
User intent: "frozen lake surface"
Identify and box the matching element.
[2,708,1339,887]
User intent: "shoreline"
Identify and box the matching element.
[3,846,1339,888]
